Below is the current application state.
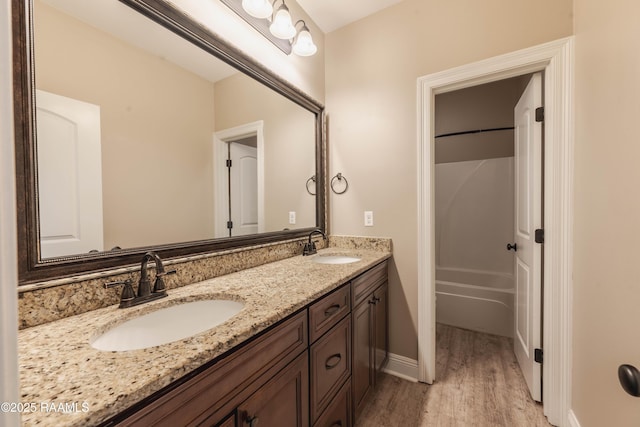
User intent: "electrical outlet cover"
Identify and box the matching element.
[364,211,374,226]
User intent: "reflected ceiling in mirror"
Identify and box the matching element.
[13,0,326,283]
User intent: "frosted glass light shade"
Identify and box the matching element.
[292,28,317,56]
[241,0,273,19]
[269,5,296,39]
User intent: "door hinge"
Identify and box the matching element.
[226,159,232,168]
[534,348,543,364]
[226,221,233,229]
[535,107,544,122]
[535,228,544,244]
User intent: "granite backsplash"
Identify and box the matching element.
[18,235,391,329]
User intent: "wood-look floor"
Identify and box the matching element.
[355,324,550,427]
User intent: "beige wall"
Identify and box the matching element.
[34,1,216,249]
[572,0,640,425]
[326,0,572,360]
[214,73,317,232]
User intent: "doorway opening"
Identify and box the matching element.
[434,74,544,404]
[417,37,574,426]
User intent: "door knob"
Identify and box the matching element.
[506,243,518,252]
[618,364,640,397]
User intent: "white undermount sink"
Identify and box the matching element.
[90,299,244,352]
[312,254,361,265]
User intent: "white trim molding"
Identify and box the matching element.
[1,0,21,425]
[417,37,574,426]
[383,353,419,383]
[567,410,582,427]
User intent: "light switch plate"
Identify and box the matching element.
[289,211,296,224]
[364,211,374,227]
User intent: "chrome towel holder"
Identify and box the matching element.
[330,173,349,194]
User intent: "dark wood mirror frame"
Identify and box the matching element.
[12,0,327,285]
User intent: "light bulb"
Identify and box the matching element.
[292,26,317,56]
[269,4,296,39]
[241,0,273,19]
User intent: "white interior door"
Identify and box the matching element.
[229,142,258,236]
[513,73,543,402]
[35,90,104,258]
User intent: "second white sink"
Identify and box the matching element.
[91,299,244,352]
[312,255,361,265]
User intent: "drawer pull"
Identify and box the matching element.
[324,304,341,316]
[325,353,342,369]
[330,422,343,427]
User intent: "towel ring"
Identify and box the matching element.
[306,175,316,195]
[330,173,349,194]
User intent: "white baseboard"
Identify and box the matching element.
[382,353,418,382]
[567,410,581,427]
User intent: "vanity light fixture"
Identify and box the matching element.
[269,0,296,39]
[292,20,317,56]
[241,0,273,19]
[220,0,317,56]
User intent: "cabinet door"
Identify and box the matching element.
[313,380,352,427]
[373,283,389,376]
[352,299,373,418]
[237,352,309,427]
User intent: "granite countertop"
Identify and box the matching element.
[18,247,391,426]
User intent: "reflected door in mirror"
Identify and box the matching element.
[36,90,104,258]
[228,139,258,237]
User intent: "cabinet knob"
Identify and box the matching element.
[245,415,259,427]
[619,364,640,397]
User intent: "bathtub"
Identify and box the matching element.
[435,267,514,337]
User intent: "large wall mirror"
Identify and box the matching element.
[13,0,326,284]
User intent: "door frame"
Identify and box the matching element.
[1,1,20,423]
[417,37,574,426]
[213,121,265,237]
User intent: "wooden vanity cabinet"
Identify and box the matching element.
[107,311,308,427]
[104,262,388,427]
[351,261,389,420]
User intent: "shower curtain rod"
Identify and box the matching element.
[435,126,515,139]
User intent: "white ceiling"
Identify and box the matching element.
[296,0,404,33]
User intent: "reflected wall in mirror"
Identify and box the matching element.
[13,0,326,283]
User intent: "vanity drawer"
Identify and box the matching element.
[352,261,388,306]
[310,315,351,423]
[313,379,352,427]
[309,284,351,343]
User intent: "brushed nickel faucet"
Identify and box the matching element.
[104,252,176,308]
[303,229,327,256]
